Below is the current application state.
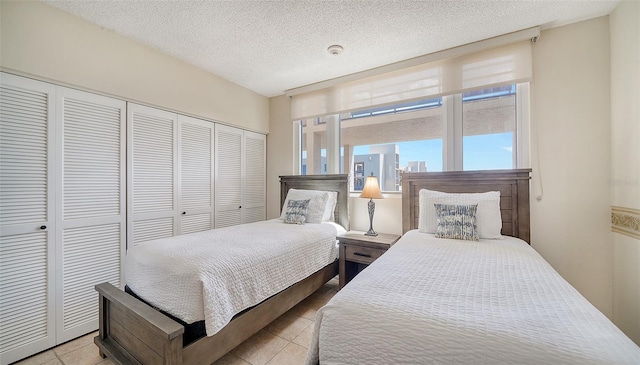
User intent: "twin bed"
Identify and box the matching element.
[95,174,349,365]
[95,170,639,365]
[306,169,640,364]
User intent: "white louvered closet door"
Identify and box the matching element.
[0,74,56,365]
[243,131,266,223]
[128,104,177,246]
[55,88,126,343]
[214,125,243,228]
[177,115,214,234]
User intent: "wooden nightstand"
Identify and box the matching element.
[338,231,401,289]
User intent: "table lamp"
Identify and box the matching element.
[359,173,383,236]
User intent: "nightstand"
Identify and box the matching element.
[338,231,401,289]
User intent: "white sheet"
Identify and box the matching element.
[307,230,640,364]
[125,219,343,336]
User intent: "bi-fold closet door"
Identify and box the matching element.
[0,76,264,364]
[0,73,125,364]
[129,104,265,236]
[127,103,215,246]
[0,74,57,365]
[214,125,266,228]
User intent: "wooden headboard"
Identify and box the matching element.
[401,169,531,243]
[279,174,349,230]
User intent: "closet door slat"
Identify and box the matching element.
[0,73,56,365]
[0,87,48,225]
[62,98,122,219]
[243,131,266,224]
[57,88,126,343]
[214,125,243,228]
[61,224,121,331]
[178,116,214,234]
[128,104,177,246]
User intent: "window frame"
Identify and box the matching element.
[294,82,530,193]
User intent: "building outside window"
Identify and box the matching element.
[300,117,328,175]
[352,144,399,191]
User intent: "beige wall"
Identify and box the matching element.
[0,1,269,133]
[530,16,612,316]
[610,0,640,345]
[349,195,403,235]
[267,95,294,218]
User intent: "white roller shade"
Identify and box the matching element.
[291,41,532,120]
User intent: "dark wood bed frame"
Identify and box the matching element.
[94,174,349,365]
[401,169,531,242]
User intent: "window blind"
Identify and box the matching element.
[291,40,532,120]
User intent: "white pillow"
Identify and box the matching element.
[418,189,502,239]
[280,189,329,224]
[323,191,338,222]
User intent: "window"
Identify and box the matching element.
[295,82,529,192]
[300,117,327,175]
[462,85,517,170]
[341,97,443,192]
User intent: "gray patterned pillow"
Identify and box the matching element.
[434,204,479,241]
[283,199,311,225]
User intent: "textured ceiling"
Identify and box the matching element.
[45,0,620,97]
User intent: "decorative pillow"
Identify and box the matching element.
[434,204,479,241]
[418,189,502,239]
[280,189,329,224]
[283,199,310,225]
[323,191,338,222]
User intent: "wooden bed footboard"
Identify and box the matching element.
[95,261,338,365]
[95,282,185,364]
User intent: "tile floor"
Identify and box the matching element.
[14,277,338,365]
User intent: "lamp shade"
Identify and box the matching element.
[359,175,383,199]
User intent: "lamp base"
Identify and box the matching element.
[365,198,378,236]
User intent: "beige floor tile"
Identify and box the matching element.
[14,350,58,365]
[53,332,97,357]
[264,312,313,341]
[211,352,251,365]
[291,292,333,320]
[265,342,309,365]
[42,359,63,365]
[292,323,315,349]
[313,288,333,297]
[232,330,288,365]
[317,277,339,295]
[58,343,103,365]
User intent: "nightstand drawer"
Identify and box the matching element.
[345,245,384,265]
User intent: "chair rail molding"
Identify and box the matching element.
[611,206,640,240]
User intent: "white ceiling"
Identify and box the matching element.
[45,0,620,97]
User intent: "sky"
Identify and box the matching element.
[352,132,514,172]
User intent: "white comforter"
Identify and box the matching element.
[307,230,640,364]
[125,219,342,336]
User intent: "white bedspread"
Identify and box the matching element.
[307,230,640,364]
[125,219,342,336]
